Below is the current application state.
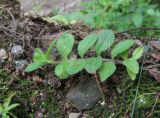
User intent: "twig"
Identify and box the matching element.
[147,94,159,118]
[7,10,16,23]
[94,73,105,103]
[125,92,157,115]
[145,64,160,69]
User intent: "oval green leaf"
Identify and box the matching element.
[78,33,97,57]
[111,39,134,58]
[57,33,74,59]
[95,30,115,54]
[55,62,69,79]
[85,56,102,74]
[98,61,116,82]
[123,58,139,74]
[132,46,144,59]
[67,59,86,75]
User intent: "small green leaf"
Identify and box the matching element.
[33,48,46,61]
[78,33,97,57]
[85,56,102,74]
[95,30,115,54]
[67,59,86,75]
[57,33,74,59]
[45,39,57,58]
[3,93,16,108]
[0,104,3,113]
[55,62,69,79]
[132,13,143,27]
[6,104,19,111]
[33,48,51,63]
[123,58,139,74]
[127,69,137,80]
[119,50,129,60]
[47,15,69,25]
[98,61,116,82]
[132,46,144,59]
[111,40,134,58]
[25,62,45,72]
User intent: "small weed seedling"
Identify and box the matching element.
[25,30,144,81]
[0,93,19,118]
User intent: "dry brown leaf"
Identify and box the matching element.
[149,68,160,83]
[151,53,160,61]
[150,41,160,51]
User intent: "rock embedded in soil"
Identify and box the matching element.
[11,45,24,59]
[15,60,28,69]
[69,113,81,118]
[67,79,101,111]
[0,49,8,62]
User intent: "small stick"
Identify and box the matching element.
[147,94,159,118]
[94,73,105,104]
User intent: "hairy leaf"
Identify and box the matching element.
[132,46,144,59]
[78,33,97,57]
[55,62,69,79]
[57,33,74,59]
[123,58,139,74]
[111,40,134,58]
[85,56,102,73]
[98,61,116,82]
[67,59,86,75]
[95,30,115,54]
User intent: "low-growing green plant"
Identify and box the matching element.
[46,0,160,31]
[25,30,144,81]
[0,93,19,118]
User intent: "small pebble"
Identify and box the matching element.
[11,45,24,58]
[0,49,8,62]
[15,60,28,69]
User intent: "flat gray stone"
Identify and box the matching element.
[67,79,101,110]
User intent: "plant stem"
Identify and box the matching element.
[102,58,122,64]
[94,73,105,103]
